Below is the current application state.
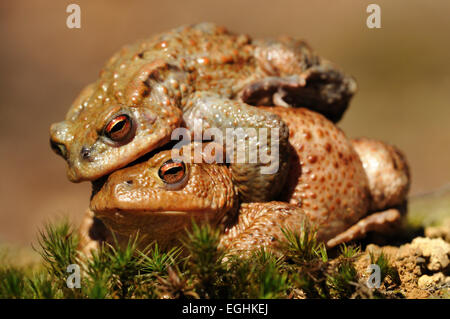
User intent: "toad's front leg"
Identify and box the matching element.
[78,208,135,258]
[183,92,290,202]
[220,202,310,256]
[77,208,111,259]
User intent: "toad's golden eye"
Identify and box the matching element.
[104,114,133,142]
[158,160,186,185]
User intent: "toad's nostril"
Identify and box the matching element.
[50,138,67,159]
[80,146,92,161]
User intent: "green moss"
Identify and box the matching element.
[369,251,400,285]
[280,221,327,264]
[36,220,79,279]
[0,219,411,299]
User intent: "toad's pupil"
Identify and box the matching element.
[110,120,125,133]
[159,161,185,184]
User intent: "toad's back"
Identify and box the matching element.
[97,23,262,100]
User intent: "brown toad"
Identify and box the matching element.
[84,143,310,256]
[50,22,356,202]
[82,108,410,255]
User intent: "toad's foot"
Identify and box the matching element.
[240,65,356,123]
[326,208,402,248]
[241,38,357,122]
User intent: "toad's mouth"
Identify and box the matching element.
[96,209,213,217]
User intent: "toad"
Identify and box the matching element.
[50,22,357,202]
[84,143,309,255]
[82,107,410,255]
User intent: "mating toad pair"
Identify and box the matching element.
[49,23,410,257]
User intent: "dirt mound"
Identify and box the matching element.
[355,234,450,298]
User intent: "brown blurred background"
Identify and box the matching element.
[0,0,449,247]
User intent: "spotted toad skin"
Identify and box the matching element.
[263,107,370,241]
[263,107,410,244]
